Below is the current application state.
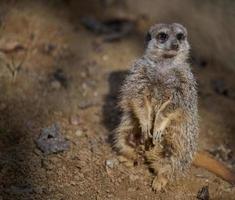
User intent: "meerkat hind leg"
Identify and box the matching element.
[150,162,172,192]
[115,114,139,167]
[152,174,168,192]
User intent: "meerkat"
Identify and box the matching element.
[114,23,235,191]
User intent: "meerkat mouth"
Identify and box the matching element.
[163,54,176,58]
[163,50,178,58]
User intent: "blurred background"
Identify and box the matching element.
[0,0,234,199]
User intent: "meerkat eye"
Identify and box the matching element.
[156,32,168,43]
[176,33,185,41]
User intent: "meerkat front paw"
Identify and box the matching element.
[152,117,167,144]
[141,122,152,140]
[152,175,168,192]
[152,129,163,144]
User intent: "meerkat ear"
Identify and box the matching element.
[145,31,152,46]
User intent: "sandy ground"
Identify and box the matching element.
[0,1,235,200]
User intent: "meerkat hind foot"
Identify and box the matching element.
[118,155,135,167]
[152,175,168,192]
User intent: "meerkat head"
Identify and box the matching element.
[145,23,190,61]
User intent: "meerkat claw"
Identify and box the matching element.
[152,176,168,192]
[153,129,163,144]
[141,124,152,139]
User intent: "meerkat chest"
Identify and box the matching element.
[152,73,182,100]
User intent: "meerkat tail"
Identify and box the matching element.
[193,151,235,185]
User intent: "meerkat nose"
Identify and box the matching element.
[171,42,179,50]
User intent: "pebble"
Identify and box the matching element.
[81,72,87,78]
[129,174,139,182]
[102,55,109,61]
[79,100,94,109]
[70,181,77,186]
[105,158,119,169]
[35,123,70,154]
[75,129,83,137]
[127,187,136,192]
[107,194,113,198]
[51,80,62,90]
[70,115,80,125]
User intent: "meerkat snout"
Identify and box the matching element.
[170,40,179,50]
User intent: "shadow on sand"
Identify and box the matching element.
[102,70,128,142]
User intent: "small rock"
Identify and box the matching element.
[79,100,96,109]
[51,80,62,90]
[127,187,136,192]
[107,193,113,198]
[94,91,98,97]
[70,181,77,186]
[35,123,70,154]
[75,129,83,137]
[195,174,209,179]
[70,115,80,125]
[105,158,119,169]
[129,174,139,182]
[197,186,209,200]
[102,55,109,61]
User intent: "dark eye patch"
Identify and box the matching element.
[156,32,168,43]
[176,33,185,41]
